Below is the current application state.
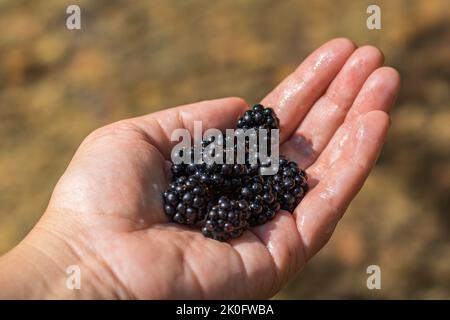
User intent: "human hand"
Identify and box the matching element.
[0,38,400,299]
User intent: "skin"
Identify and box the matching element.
[0,38,400,299]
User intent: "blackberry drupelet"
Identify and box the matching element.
[162,104,308,241]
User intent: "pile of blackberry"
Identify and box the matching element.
[163,104,308,241]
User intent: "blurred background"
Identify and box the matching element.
[0,0,449,298]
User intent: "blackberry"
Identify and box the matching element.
[236,104,280,131]
[201,197,250,241]
[236,105,280,173]
[162,103,308,241]
[266,157,308,213]
[162,176,210,225]
[238,175,279,226]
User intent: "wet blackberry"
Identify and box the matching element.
[201,197,250,241]
[163,176,210,225]
[162,103,308,241]
[238,175,279,226]
[275,157,308,212]
[236,104,280,131]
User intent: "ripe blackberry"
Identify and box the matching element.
[266,156,308,213]
[236,105,280,174]
[162,103,309,241]
[236,104,280,130]
[238,175,279,226]
[201,197,250,241]
[163,176,210,225]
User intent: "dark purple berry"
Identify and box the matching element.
[162,103,308,239]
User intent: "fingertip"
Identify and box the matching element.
[368,67,401,93]
[224,96,249,115]
[377,66,401,88]
[199,96,249,111]
[224,96,249,109]
[354,45,385,66]
[309,37,356,66]
[325,37,357,52]
[189,96,249,124]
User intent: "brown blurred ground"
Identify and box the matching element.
[0,0,449,299]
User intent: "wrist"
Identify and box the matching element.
[0,211,123,299]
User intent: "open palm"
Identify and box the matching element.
[41,38,400,299]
